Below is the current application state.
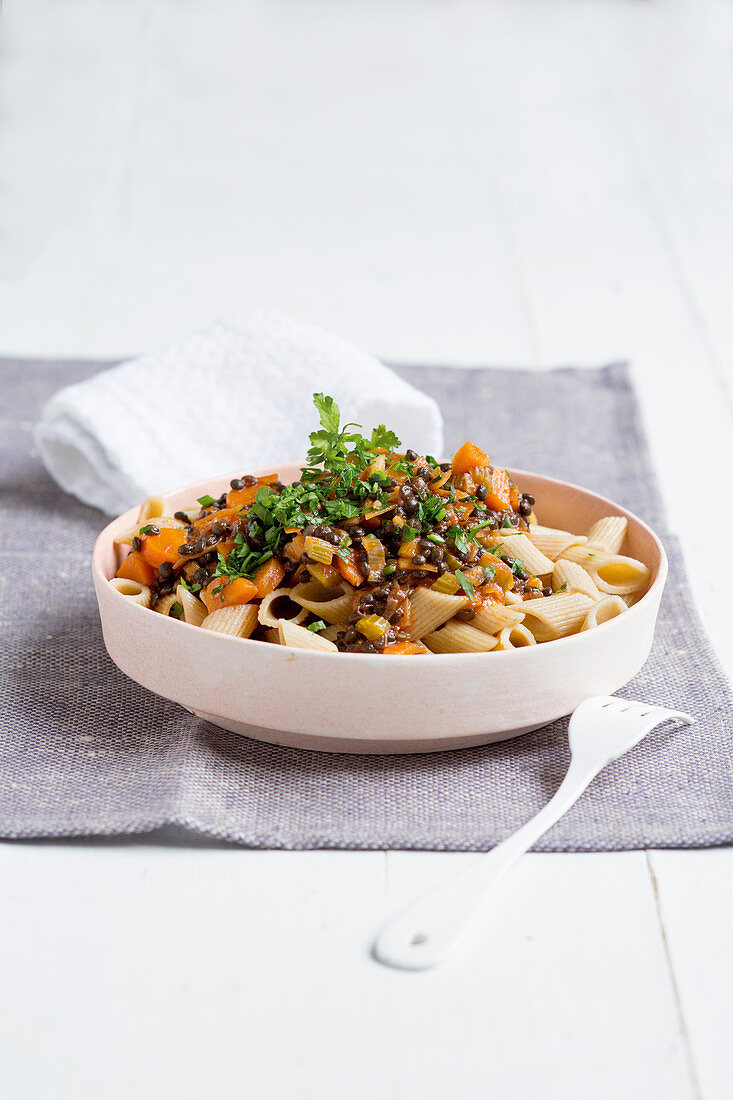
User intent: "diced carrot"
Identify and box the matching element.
[192,507,238,529]
[451,441,491,477]
[201,575,258,612]
[383,641,426,655]
[226,473,279,510]
[336,553,365,587]
[141,528,188,569]
[284,532,306,561]
[479,467,513,510]
[116,550,155,587]
[253,558,286,597]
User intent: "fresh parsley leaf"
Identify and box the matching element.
[468,519,495,537]
[425,455,438,468]
[138,523,157,535]
[454,569,475,600]
[482,563,496,583]
[446,526,470,557]
[426,532,445,545]
[177,577,201,594]
[370,424,401,450]
[313,392,341,435]
[501,517,514,528]
[169,601,184,619]
[401,524,419,543]
[305,620,327,633]
[197,494,215,508]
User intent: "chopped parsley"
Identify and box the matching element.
[482,563,496,583]
[305,620,327,633]
[169,601,184,619]
[197,494,216,508]
[402,524,419,543]
[454,569,475,601]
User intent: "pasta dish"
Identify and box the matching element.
[110,394,650,654]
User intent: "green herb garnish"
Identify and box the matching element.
[454,569,475,601]
[305,620,327,633]
[197,494,216,508]
[169,601,184,619]
[401,525,419,543]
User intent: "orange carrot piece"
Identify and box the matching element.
[451,441,491,477]
[383,641,426,655]
[479,467,513,510]
[336,553,365,587]
[141,528,187,569]
[201,575,258,612]
[284,532,306,561]
[227,473,279,510]
[253,558,286,597]
[116,550,155,587]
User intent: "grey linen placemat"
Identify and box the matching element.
[1,358,731,850]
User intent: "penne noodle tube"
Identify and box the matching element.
[407,588,468,640]
[423,621,498,653]
[257,588,308,628]
[109,578,152,607]
[494,533,554,577]
[586,555,651,596]
[137,496,171,523]
[264,628,282,644]
[290,581,355,625]
[202,604,259,638]
[519,592,595,642]
[504,591,523,606]
[176,584,208,628]
[152,593,179,616]
[552,559,602,600]
[473,601,525,635]
[585,516,628,555]
[277,619,338,652]
[494,623,537,650]
[581,595,628,630]
[526,525,588,561]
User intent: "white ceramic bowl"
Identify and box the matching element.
[92,464,667,754]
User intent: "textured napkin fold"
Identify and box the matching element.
[33,313,444,515]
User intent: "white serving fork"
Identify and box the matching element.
[374,696,694,971]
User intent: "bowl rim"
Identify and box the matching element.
[92,464,667,663]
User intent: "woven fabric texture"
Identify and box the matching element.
[1,358,731,850]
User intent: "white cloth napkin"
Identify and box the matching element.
[34,312,444,515]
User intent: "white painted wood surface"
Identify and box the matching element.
[1,1,731,1096]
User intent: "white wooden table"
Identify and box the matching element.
[1,2,731,1096]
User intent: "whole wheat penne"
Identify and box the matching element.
[472,602,525,635]
[109,577,151,607]
[258,588,308,628]
[494,623,537,650]
[290,581,355,625]
[137,496,171,523]
[495,533,554,576]
[152,593,179,616]
[201,604,259,638]
[581,595,628,630]
[552,559,602,600]
[407,589,469,640]
[424,621,498,653]
[585,516,628,555]
[588,555,650,596]
[519,592,595,642]
[278,619,338,652]
[176,584,207,628]
[526,525,588,560]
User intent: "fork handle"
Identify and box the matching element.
[374,757,602,970]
